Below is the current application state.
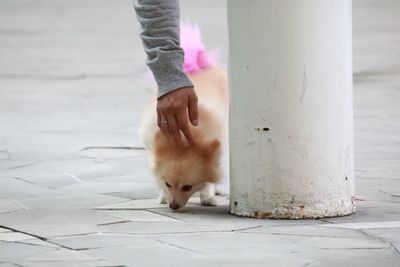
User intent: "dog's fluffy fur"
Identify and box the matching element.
[140,24,228,210]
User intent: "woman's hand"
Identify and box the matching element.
[156,87,199,145]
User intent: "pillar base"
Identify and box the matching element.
[230,198,356,219]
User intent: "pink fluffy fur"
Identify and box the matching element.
[180,23,215,75]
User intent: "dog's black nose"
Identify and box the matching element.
[169,203,180,210]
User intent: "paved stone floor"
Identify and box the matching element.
[0,0,399,266]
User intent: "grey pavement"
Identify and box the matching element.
[0,0,399,266]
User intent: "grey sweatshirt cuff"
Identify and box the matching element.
[147,52,194,98]
[133,0,194,99]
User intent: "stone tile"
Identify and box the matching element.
[355,178,400,200]
[93,199,168,210]
[6,171,79,190]
[24,261,121,267]
[0,228,10,233]
[17,238,60,248]
[356,165,400,180]
[0,241,56,263]
[181,254,313,267]
[354,189,400,204]
[0,209,126,238]
[0,159,41,171]
[0,151,9,160]
[362,228,400,244]
[18,193,129,210]
[154,232,395,266]
[87,172,154,184]
[0,232,34,242]
[296,236,388,250]
[158,230,385,253]
[322,201,400,223]
[84,243,196,267]
[98,218,268,235]
[242,224,367,239]
[0,177,53,199]
[0,194,130,237]
[96,210,181,222]
[103,186,159,200]
[0,199,25,214]
[80,155,153,184]
[394,243,400,253]
[27,249,99,262]
[321,221,400,229]
[94,196,229,211]
[79,169,154,184]
[1,132,142,162]
[0,263,21,267]
[154,231,303,252]
[10,158,114,178]
[86,241,398,267]
[49,234,161,250]
[307,257,400,267]
[79,147,146,159]
[85,234,302,267]
[56,181,154,195]
[380,187,400,197]
[148,232,316,266]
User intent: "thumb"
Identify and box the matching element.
[188,93,199,126]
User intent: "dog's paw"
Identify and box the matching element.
[200,196,217,206]
[215,187,223,196]
[158,194,167,204]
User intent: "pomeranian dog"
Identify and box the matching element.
[140,23,228,210]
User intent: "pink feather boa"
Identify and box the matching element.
[180,23,215,75]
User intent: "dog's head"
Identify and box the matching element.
[151,132,221,210]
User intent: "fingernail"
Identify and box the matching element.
[193,119,199,126]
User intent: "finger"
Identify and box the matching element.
[188,92,199,126]
[167,114,183,145]
[159,115,170,141]
[177,110,194,144]
[156,108,161,128]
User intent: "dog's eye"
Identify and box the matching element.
[165,182,171,188]
[181,185,192,192]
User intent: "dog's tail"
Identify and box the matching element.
[180,23,215,75]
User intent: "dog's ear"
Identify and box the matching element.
[154,132,169,157]
[210,139,221,154]
[200,138,221,160]
[201,139,221,183]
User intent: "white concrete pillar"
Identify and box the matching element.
[228,0,355,218]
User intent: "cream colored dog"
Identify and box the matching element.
[140,24,228,210]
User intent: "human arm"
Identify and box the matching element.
[133,0,198,144]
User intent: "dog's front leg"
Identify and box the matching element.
[200,183,217,206]
[158,189,167,204]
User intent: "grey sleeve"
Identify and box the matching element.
[133,0,194,98]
